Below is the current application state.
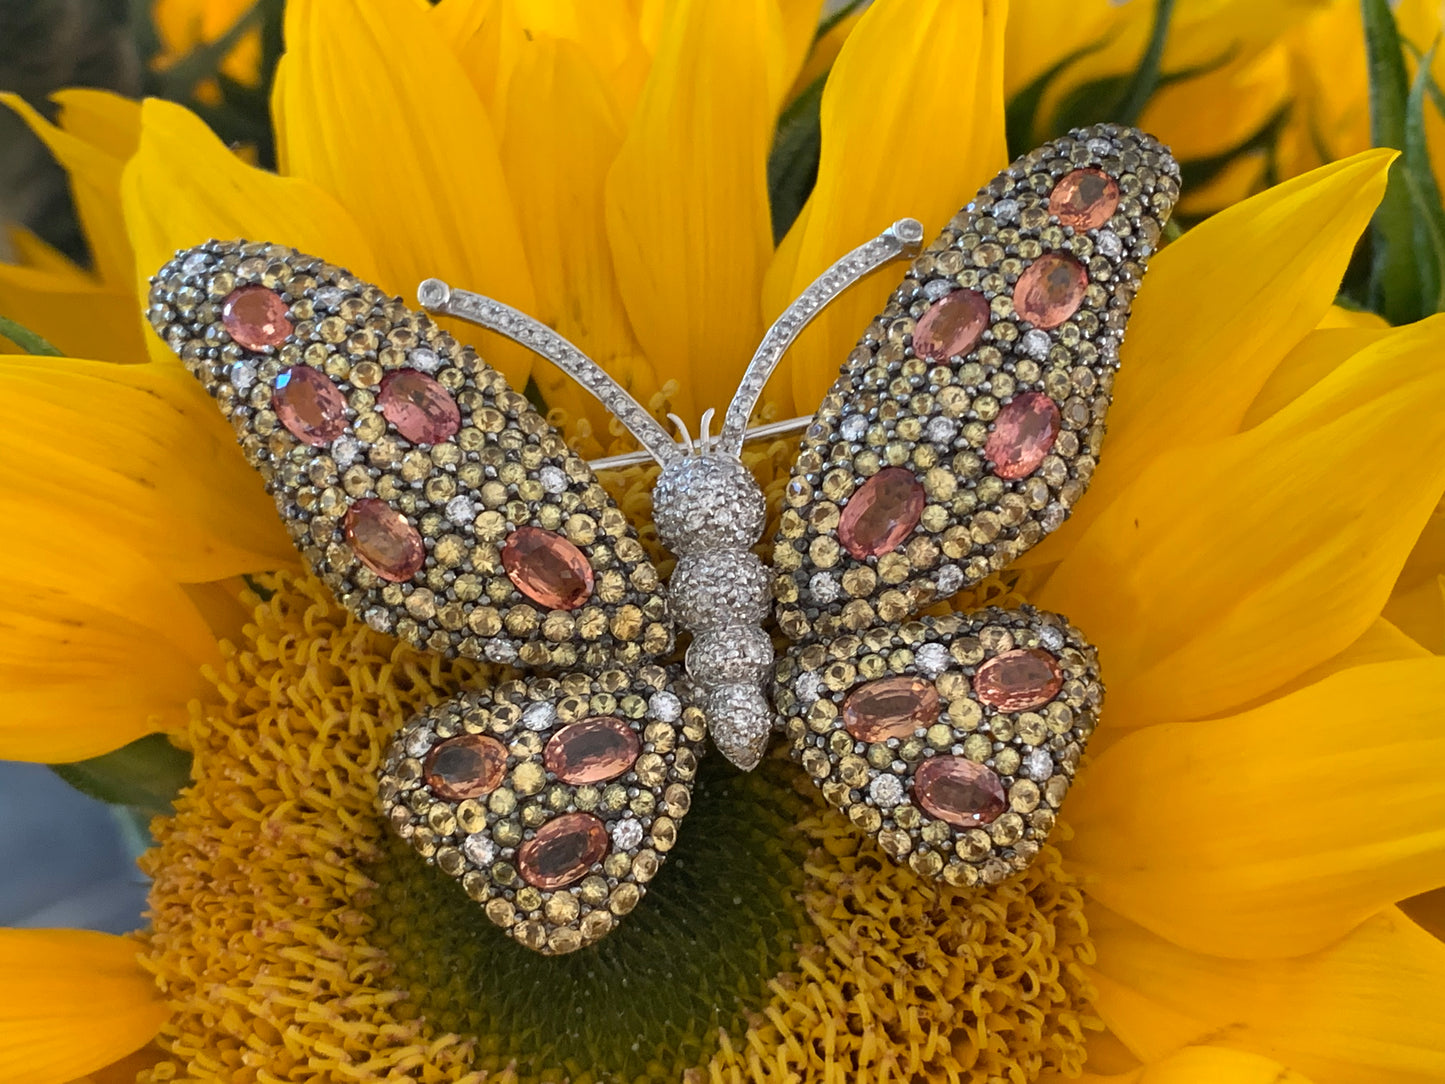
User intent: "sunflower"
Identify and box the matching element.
[3,1,1445,1082]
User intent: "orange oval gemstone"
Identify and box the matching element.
[273,366,348,445]
[842,677,940,742]
[344,498,426,581]
[378,369,461,444]
[1013,253,1088,329]
[518,812,609,890]
[912,288,989,361]
[985,392,1061,480]
[544,716,641,784]
[222,284,292,350]
[914,756,1006,827]
[502,527,594,610]
[1049,168,1120,231]
[974,649,1063,711]
[837,467,926,560]
[424,734,507,800]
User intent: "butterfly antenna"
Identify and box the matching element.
[667,412,695,454]
[417,278,683,467]
[717,217,924,457]
[697,408,717,455]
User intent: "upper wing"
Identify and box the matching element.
[146,241,672,670]
[773,125,1179,642]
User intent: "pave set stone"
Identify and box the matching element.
[771,124,1174,885]
[145,241,673,673]
[380,666,705,954]
[773,125,1180,645]
[774,606,1102,887]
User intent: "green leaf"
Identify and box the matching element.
[1004,42,1106,154]
[767,72,826,244]
[51,733,192,816]
[1363,0,1424,323]
[1111,0,1177,125]
[1403,38,1445,313]
[0,314,62,356]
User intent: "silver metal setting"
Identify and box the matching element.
[418,278,683,467]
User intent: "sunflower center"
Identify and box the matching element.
[139,560,1096,1082]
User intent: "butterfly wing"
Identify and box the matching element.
[773,124,1178,641]
[771,124,1176,882]
[146,241,672,670]
[774,608,1098,886]
[380,665,704,954]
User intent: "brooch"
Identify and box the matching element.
[145,123,1179,954]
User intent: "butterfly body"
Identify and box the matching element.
[146,123,1178,953]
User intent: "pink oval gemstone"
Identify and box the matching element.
[518,812,609,890]
[344,498,426,581]
[914,756,1006,827]
[1049,168,1120,231]
[502,527,594,610]
[912,288,989,362]
[222,284,292,350]
[843,677,941,742]
[837,467,926,560]
[985,392,1061,480]
[544,716,641,784]
[424,734,507,801]
[378,368,461,444]
[974,649,1063,711]
[1013,253,1088,329]
[274,366,348,445]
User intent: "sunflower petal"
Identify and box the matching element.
[120,98,377,367]
[0,92,134,288]
[1067,659,1445,959]
[1038,315,1445,726]
[0,929,166,1084]
[762,0,1007,419]
[0,265,146,362]
[0,503,217,762]
[1021,150,1396,568]
[605,0,786,420]
[1088,905,1445,1084]
[0,357,294,582]
[275,0,536,388]
[1241,326,1389,429]
[1383,575,1445,653]
[499,38,657,430]
[1056,1046,1317,1084]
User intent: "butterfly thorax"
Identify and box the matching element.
[652,453,774,769]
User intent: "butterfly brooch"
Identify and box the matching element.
[146,124,1179,955]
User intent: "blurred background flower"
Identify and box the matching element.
[2,0,1445,1082]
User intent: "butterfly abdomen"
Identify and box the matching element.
[653,453,775,769]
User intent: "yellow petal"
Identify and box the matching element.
[0,356,294,582]
[0,264,147,363]
[1021,150,1395,569]
[1383,575,1445,654]
[48,89,141,164]
[775,0,827,95]
[499,38,657,431]
[433,0,652,125]
[1089,905,1445,1084]
[1260,616,1432,706]
[1241,325,1389,429]
[1004,0,1121,108]
[0,501,218,761]
[1402,887,1445,940]
[1036,313,1445,728]
[0,929,166,1084]
[1054,1046,1316,1084]
[785,7,859,103]
[121,98,377,366]
[1317,304,1389,329]
[605,0,787,420]
[762,0,1007,420]
[1067,658,1445,959]
[275,0,537,388]
[6,225,84,274]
